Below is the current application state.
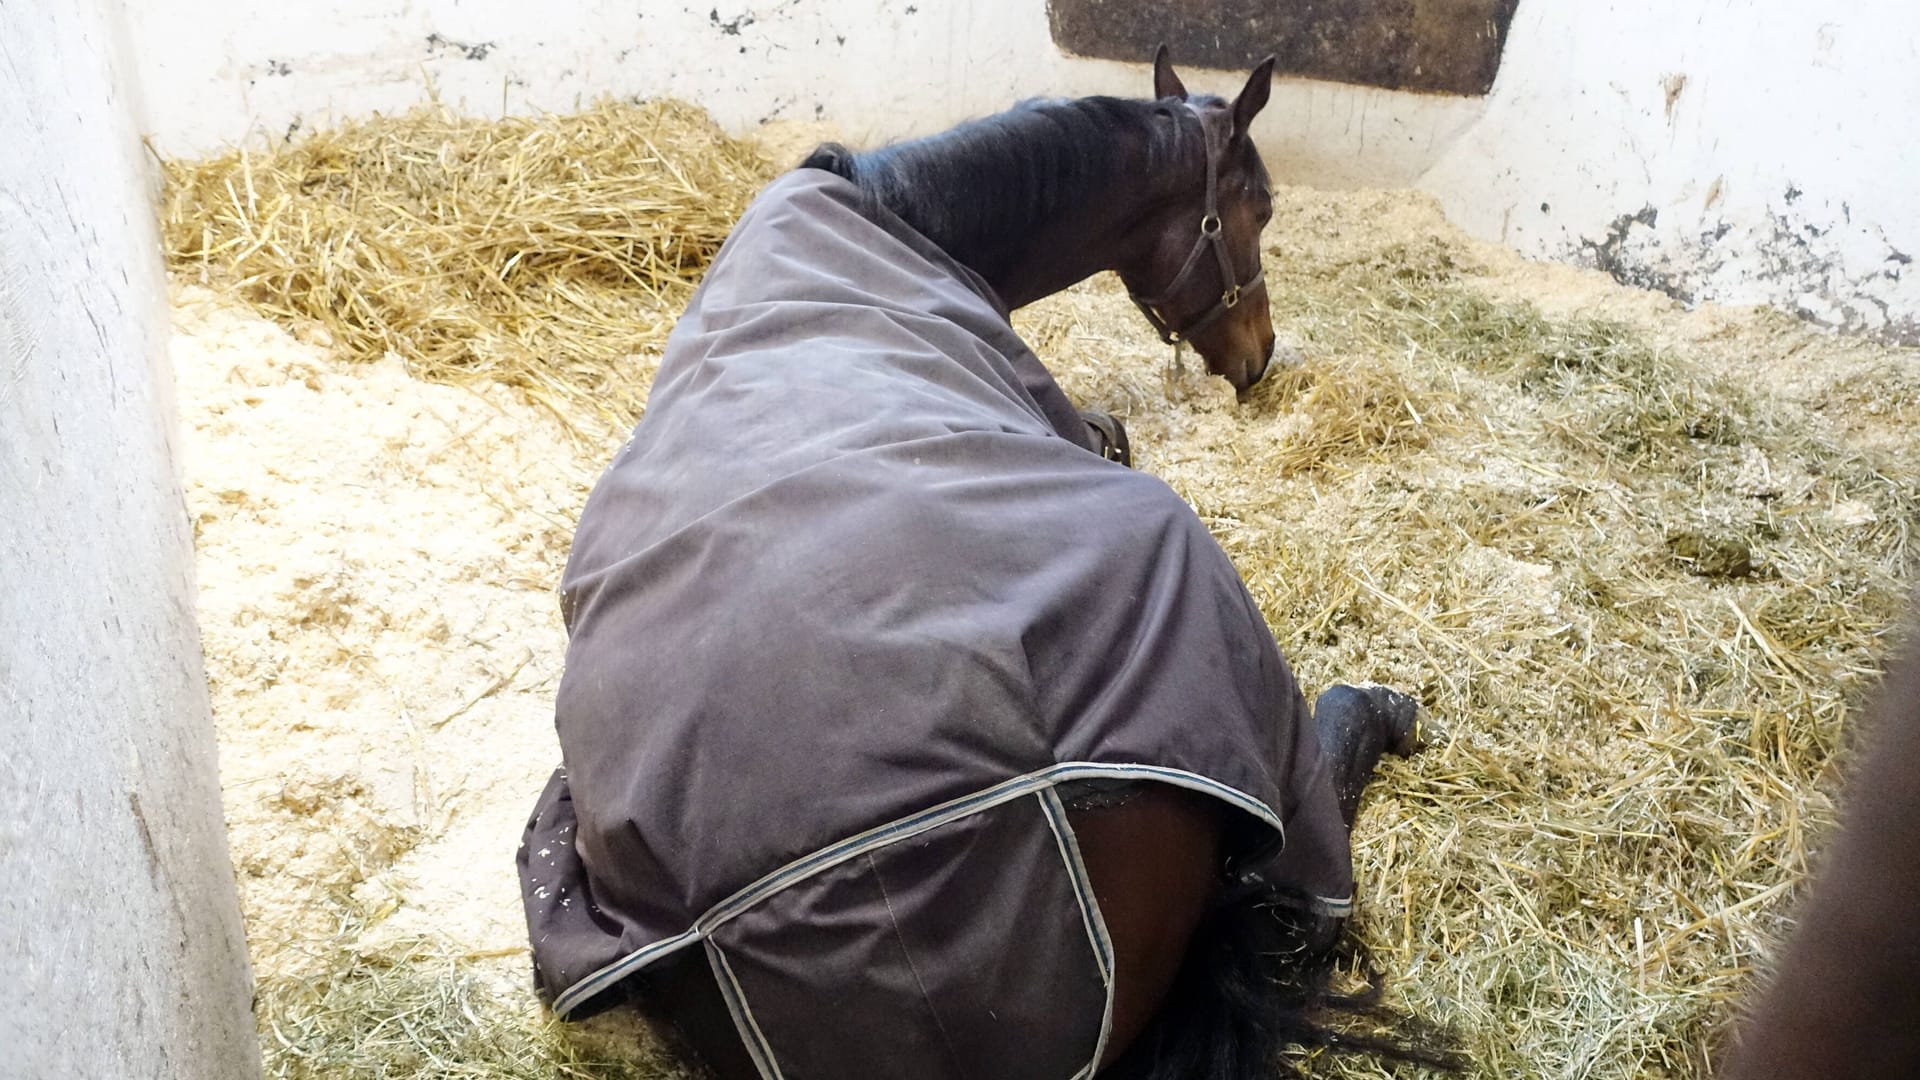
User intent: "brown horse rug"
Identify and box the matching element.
[518,168,1352,1078]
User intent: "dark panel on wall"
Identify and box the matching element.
[1048,0,1521,97]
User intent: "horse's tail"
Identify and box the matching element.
[799,142,858,179]
[1111,891,1468,1079]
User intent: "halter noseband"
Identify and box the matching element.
[1127,107,1266,346]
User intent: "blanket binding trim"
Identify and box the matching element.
[706,940,787,1080]
[552,761,1317,1018]
[1041,787,1118,1078]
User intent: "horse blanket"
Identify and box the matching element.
[518,167,1352,1079]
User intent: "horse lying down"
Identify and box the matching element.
[519,50,1442,1078]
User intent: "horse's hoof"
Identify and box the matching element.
[1080,409,1131,468]
[1368,685,1424,758]
[1330,682,1425,758]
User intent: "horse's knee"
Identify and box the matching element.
[1312,683,1421,828]
[1313,684,1418,750]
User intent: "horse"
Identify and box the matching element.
[1715,593,1920,1079]
[517,48,1437,1079]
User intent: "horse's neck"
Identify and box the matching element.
[980,148,1203,309]
[967,172,1171,310]
[986,209,1152,310]
[865,114,1173,311]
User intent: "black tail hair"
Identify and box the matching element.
[1106,887,1469,1079]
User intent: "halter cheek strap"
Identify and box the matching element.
[1128,108,1267,346]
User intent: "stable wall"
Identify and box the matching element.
[124,0,1478,187]
[1418,0,1920,344]
[0,4,261,1078]
[123,0,1920,336]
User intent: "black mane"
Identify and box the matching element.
[800,94,1219,275]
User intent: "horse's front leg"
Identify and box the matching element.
[1081,688,1425,1080]
[1293,682,1424,957]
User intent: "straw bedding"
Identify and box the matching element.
[162,99,768,434]
[162,99,1920,1078]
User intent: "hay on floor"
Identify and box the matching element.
[162,101,1920,1080]
[1019,210,1920,1077]
[161,99,775,432]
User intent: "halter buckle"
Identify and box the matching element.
[1222,285,1241,309]
[1199,214,1222,237]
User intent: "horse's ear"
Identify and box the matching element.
[1152,44,1188,100]
[1230,55,1277,140]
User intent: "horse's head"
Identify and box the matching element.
[1123,48,1278,395]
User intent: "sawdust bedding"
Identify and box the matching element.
[169,113,1920,1078]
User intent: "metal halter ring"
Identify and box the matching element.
[1126,105,1265,348]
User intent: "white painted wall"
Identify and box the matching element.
[1418,0,1920,343]
[121,0,1920,338]
[124,0,1477,186]
[0,4,260,1077]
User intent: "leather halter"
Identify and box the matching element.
[1127,107,1266,346]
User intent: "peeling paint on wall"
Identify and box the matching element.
[1421,0,1920,346]
[1563,194,1919,347]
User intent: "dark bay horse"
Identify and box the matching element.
[518,49,1430,1079]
